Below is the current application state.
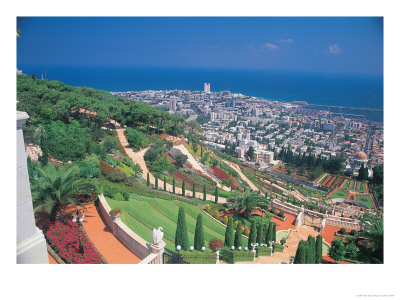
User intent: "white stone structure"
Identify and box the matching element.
[17,111,48,264]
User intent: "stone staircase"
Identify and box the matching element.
[246,225,318,264]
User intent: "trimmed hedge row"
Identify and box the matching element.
[273,244,284,253]
[177,250,217,264]
[256,247,272,257]
[220,247,254,264]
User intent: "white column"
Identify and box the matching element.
[150,241,166,264]
[17,111,48,264]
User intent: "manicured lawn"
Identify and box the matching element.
[330,189,349,199]
[107,194,248,252]
[356,195,375,209]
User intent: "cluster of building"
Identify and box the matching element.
[112,83,383,177]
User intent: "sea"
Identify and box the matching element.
[18,65,384,122]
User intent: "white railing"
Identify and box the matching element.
[138,253,158,264]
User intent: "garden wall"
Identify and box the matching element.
[98,194,155,262]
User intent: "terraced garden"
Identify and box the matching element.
[329,189,350,199]
[107,194,248,252]
[342,179,367,193]
[356,194,375,209]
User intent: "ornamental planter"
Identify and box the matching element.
[110,208,121,221]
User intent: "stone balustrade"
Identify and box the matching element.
[98,194,165,263]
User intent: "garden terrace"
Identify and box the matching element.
[106,194,249,252]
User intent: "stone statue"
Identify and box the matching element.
[152,227,164,245]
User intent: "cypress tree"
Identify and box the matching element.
[203,185,206,201]
[272,222,277,242]
[215,186,219,203]
[315,234,323,264]
[182,180,186,196]
[155,175,158,189]
[234,221,242,248]
[256,222,264,244]
[147,173,150,187]
[194,214,204,250]
[173,178,176,194]
[263,223,269,244]
[294,240,307,264]
[266,222,273,244]
[304,241,311,264]
[307,235,316,264]
[225,217,234,247]
[200,146,203,157]
[192,184,196,198]
[248,220,257,248]
[175,207,189,250]
[164,176,166,191]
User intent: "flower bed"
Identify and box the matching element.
[175,172,193,185]
[38,219,103,264]
[73,193,98,204]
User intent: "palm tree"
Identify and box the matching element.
[359,219,383,263]
[32,164,97,222]
[228,191,267,218]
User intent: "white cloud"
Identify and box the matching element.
[328,44,343,54]
[278,38,295,44]
[261,43,279,50]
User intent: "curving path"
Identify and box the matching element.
[116,128,228,203]
[222,160,260,192]
[81,203,142,264]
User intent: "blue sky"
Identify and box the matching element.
[17,17,383,75]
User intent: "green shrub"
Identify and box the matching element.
[278,211,285,218]
[273,244,284,252]
[256,247,272,257]
[126,128,150,150]
[220,248,254,264]
[103,184,119,198]
[339,228,347,235]
[113,192,125,202]
[351,230,358,236]
[122,156,133,167]
[103,137,118,153]
[177,250,216,264]
[329,238,346,261]
[223,216,228,225]
[105,171,125,182]
[271,208,276,214]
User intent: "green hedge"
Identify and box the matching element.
[220,247,254,264]
[177,250,217,264]
[273,244,284,253]
[256,247,272,257]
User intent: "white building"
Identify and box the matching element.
[204,83,211,93]
[169,97,177,112]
